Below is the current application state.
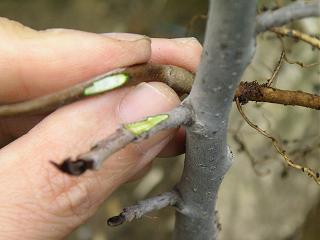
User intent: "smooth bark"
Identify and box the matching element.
[174,1,256,239]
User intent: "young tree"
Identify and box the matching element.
[0,1,319,239]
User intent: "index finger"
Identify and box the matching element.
[0,18,151,103]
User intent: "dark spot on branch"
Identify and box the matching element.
[107,214,126,227]
[50,158,94,176]
[220,43,228,49]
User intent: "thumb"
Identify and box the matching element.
[0,81,180,239]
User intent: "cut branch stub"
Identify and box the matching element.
[107,191,180,227]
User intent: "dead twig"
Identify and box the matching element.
[235,81,320,110]
[272,26,320,49]
[235,98,320,184]
[266,50,285,87]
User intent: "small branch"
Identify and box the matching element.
[51,105,193,176]
[256,1,320,33]
[235,81,320,110]
[107,191,179,227]
[1,59,319,119]
[0,64,194,117]
[278,37,319,68]
[235,98,320,184]
[266,50,285,87]
[272,26,320,49]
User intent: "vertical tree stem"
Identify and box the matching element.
[174,1,256,240]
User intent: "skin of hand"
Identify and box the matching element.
[0,17,202,240]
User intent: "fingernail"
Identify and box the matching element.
[102,32,150,42]
[118,82,179,152]
[173,37,198,44]
[119,82,178,123]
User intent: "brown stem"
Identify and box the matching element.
[0,64,194,117]
[1,64,319,118]
[235,81,320,110]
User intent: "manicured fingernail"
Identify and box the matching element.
[102,33,150,42]
[173,37,199,44]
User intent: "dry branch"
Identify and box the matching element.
[235,98,320,184]
[272,26,320,49]
[235,81,320,110]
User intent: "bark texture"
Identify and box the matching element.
[174,1,256,240]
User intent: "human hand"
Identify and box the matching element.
[0,18,201,239]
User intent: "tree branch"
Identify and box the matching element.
[173,1,256,239]
[107,191,180,227]
[0,64,194,117]
[235,81,320,110]
[1,63,319,118]
[271,26,320,49]
[256,1,320,33]
[51,105,193,176]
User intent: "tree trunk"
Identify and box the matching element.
[174,1,256,239]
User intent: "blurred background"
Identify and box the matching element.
[0,0,319,239]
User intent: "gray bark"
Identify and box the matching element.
[174,1,256,240]
[256,1,320,33]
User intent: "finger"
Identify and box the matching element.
[0,36,202,146]
[0,82,180,239]
[150,37,202,156]
[158,127,186,157]
[150,37,202,72]
[0,18,151,102]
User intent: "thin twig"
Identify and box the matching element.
[107,191,179,227]
[51,105,193,176]
[272,26,320,49]
[266,50,285,87]
[277,36,319,68]
[0,64,194,117]
[235,98,320,184]
[256,1,320,33]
